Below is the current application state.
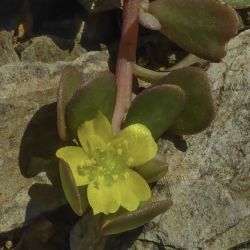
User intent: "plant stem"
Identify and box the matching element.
[112,0,141,133]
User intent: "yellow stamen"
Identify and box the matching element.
[85,159,93,166]
[122,139,128,147]
[127,157,134,165]
[112,174,119,180]
[117,148,123,155]
[97,166,104,171]
[124,172,129,179]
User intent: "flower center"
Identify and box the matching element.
[78,141,133,185]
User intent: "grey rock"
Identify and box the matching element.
[0,50,109,233]
[19,34,86,63]
[128,30,250,250]
[0,30,19,66]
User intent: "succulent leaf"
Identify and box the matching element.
[59,160,88,216]
[149,0,240,61]
[124,84,186,138]
[57,66,82,141]
[156,67,215,135]
[66,71,116,137]
[134,154,168,183]
[101,199,173,235]
[139,8,162,30]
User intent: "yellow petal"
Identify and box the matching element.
[87,177,121,215]
[56,146,90,185]
[116,179,139,212]
[78,112,112,154]
[111,124,157,166]
[121,169,151,207]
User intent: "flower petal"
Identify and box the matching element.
[87,177,121,215]
[78,112,112,154]
[120,169,151,209]
[116,180,139,212]
[56,146,90,185]
[111,124,157,166]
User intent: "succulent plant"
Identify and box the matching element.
[55,0,241,248]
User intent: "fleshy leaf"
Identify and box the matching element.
[149,0,240,61]
[59,160,88,216]
[222,0,250,9]
[101,199,173,236]
[156,67,215,135]
[123,84,185,138]
[139,8,162,30]
[66,71,116,137]
[57,66,82,141]
[134,154,168,183]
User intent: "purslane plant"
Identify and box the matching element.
[57,112,156,215]
[54,0,242,248]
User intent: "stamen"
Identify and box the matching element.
[117,148,123,155]
[122,139,128,147]
[123,172,129,179]
[112,174,119,180]
[85,159,93,166]
[127,157,134,165]
[97,166,104,171]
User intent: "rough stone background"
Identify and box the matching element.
[0,36,109,232]
[124,31,250,250]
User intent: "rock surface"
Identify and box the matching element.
[0,30,19,66]
[19,34,86,63]
[0,50,109,233]
[125,30,250,250]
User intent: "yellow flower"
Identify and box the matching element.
[56,112,157,215]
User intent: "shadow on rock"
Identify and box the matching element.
[0,0,83,49]
[19,103,72,226]
[19,102,65,184]
[25,183,66,222]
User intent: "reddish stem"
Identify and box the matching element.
[112,0,141,133]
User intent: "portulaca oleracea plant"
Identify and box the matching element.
[57,112,156,215]
[54,0,245,248]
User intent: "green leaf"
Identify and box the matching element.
[134,154,168,183]
[124,84,185,138]
[66,71,116,137]
[156,67,215,135]
[101,199,172,235]
[57,66,82,141]
[149,0,240,61]
[223,0,250,9]
[59,160,88,216]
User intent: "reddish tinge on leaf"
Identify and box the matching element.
[149,0,240,61]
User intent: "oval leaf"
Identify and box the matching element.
[66,71,116,137]
[134,154,168,183]
[101,199,173,236]
[156,67,215,135]
[59,160,88,216]
[57,66,82,141]
[124,84,185,138]
[149,0,240,61]
[139,8,162,30]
